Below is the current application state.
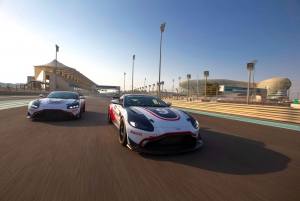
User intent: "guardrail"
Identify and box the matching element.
[0,90,45,96]
[166,99,300,124]
[0,86,46,93]
[0,90,93,96]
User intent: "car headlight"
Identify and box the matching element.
[193,120,199,129]
[29,101,40,109]
[67,103,80,109]
[129,121,154,132]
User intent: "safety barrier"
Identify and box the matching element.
[0,90,45,96]
[168,100,300,124]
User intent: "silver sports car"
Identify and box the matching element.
[27,91,85,119]
[108,94,203,154]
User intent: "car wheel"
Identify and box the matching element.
[108,109,112,123]
[76,110,82,119]
[119,120,127,146]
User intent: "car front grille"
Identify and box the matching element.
[143,134,197,151]
[33,110,73,119]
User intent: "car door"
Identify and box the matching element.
[112,96,124,126]
[112,99,120,125]
[115,96,126,125]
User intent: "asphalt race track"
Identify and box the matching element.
[0,96,299,201]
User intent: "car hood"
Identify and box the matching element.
[37,98,79,109]
[128,106,192,128]
[40,98,77,104]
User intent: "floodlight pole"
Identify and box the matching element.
[124,72,126,94]
[247,71,251,104]
[55,44,59,91]
[187,74,191,100]
[132,55,135,93]
[246,63,254,104]
[251,60,258,102]
[172,79,174,93]
[192,87,195,101]
[144,78,146,89]
[204,71,209,102]
[205,77,207,101]
[187,78,189,98]
[153,84,155,94]
[178,77,181,94]
[55,52,57,91]
[158,22,166,98]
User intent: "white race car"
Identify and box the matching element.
[108,94,203,154]
[27,91,85,119]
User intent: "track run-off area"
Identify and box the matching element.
[0,96,299,201]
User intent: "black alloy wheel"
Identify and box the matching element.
[119,120,127,146]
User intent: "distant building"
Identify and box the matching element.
[256,77,291,99]
[179,77,292,99]
[219,85,267,101]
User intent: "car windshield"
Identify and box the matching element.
[124,96,167,107]
[46,92,79,99]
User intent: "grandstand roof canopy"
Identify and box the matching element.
[34,60,96,85]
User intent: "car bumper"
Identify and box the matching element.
[127,133,203,154]
[27,109,79,119]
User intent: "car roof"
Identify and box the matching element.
[124,94,155,98]
[50,91,77,94]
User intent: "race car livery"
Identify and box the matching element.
[108,94,203,154]
[27,91,85,119]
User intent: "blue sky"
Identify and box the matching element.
[0,0,299,98]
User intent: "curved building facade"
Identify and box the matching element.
[179,77,292,99]
[256,77,291,98]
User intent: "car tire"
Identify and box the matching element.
[108,109,112,123]
[119,120,127,146]
[76,110,82,119]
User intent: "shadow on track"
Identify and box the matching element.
[140,127,291,175]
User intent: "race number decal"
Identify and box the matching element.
[138,107,180,121]
[155,109,168,114]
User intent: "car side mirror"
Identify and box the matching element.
[111,99,120,104]
[167,102,172,106]
[39,94,45,98]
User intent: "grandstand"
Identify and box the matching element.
[33,60,96,92]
